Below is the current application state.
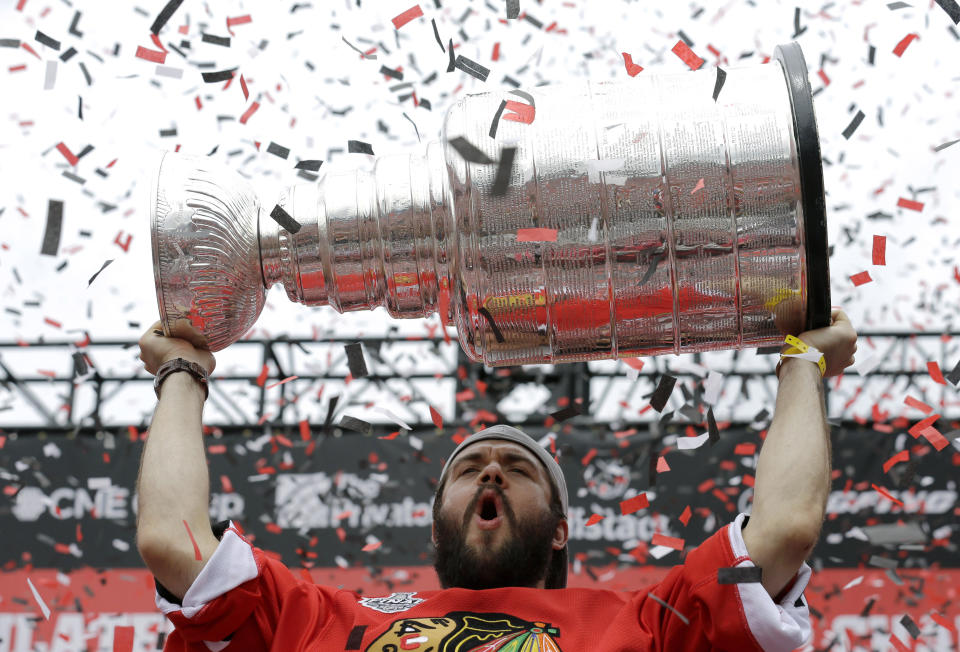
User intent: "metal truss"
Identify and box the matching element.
[0,331,958,432]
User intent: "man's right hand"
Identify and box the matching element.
[138,320,216,376]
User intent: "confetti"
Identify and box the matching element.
[87,259,114,286]
[429,405,443,429]
[945,360,960,386]
[201,68,236,83]
[295,159,323,171]
[671,40,704,70]
[478,306,505,342]
[516,227,558,242]
[706,407,719,445]
[622,52,643,77]
[935,138,960,152]
[448,136,495,164]
[264,376,298,390]
[619,492,649,515]
[935,0,960,23]
[431,18,445,52]
[391,5,424,30]
[889,635,910,652]
[136,45,167,63]
[678,505,692,526]
[690,178,705,194]
[900,614,921,639]
[842,110,865,140]
[928,361,947,385]
[348,140,375,155]
[34,30,60,51]
[850,271,872,286]
[717,566,763,584]
[40,200,63,256]
[491,146,516,197]
[201,33,231,47]
[269,204,301,234]
[182,520,202,560]
[908,413,940,438]
[649,375,677,412]
[887,1,912,8]
[896,197,923,211]
[550,403,582,422]
[872,235,886,265]
[585,513,605,526]
[239,101,260,124]
[647,593,690,625]
[345,342,369,379]
[266,142,290,159]
[339,415,373,435]
[150,0,185,35]
[56,142,78,166]
[904,395,933,414]
[930,611,957,633]
[676,432,710,450]
[892,33,919,57]
[43,60,56,90]
[882,449,909,473]
[114,626,135,652]
[712,67,726,101]
[871,483,904,507]
[26,577,50,619]
[506,0,520,19]
[454,55,490,82]
[362,541,382,552]
[502,100,535,124]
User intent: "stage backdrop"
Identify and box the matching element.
[0,425,957,651]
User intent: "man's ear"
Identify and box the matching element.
[552,518,569,551]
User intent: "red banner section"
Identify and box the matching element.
[0,567,956,651]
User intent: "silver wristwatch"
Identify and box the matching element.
[154,357,210,401]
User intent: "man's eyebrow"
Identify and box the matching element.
[451,449,540,473]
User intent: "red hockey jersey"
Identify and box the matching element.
[155,513,811,652]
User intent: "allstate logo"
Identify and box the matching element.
[11,487,47,522]
[582,458,631,500]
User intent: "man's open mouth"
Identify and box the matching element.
[474,489,504,529]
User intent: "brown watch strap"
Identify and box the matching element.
[154,357,209,400]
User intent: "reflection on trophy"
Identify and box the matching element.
[150,42,830,367]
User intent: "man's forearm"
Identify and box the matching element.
[136,372,211,541]
[751,357,831,535]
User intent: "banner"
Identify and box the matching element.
[1,426,957,650]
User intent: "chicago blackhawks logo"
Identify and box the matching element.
[366,612,562,651]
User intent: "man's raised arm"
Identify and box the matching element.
[742,309,858,598]
[135,321,221,601]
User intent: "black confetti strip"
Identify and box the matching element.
[446,38,456,72]
[150,0,185,35]
[202,33,231,47]
[478,306,505,342]
[79,61,91,84]
[490,146,516,197]
[201,68,237,83]
[71,352,89,376]
[348,140,375,155]
[448,136,495,164]
[649,375,677,412]
[345,342,370,379]
[935,0,960,23]
[68,11,83,37]
[945,359,960,385]
[935,138,960,152]
[339,416,373,435]
[87,259,114,286]
[841,110,865,140]
[712,67,727,101]
[549,403,582,422]
[717,566,763,584]
[0,39,20,47]
[859,597,876,617]
[35,31,61,50]
[59,46,77,62]
[637,252,666,287]
[506,0,520,18]
[454,54,490,81]
[269,204,302,234]
[294,159,323,171]
[379,65,403,80]
[431,18,445,52]
[266,142,290,159]
[489,99,508,138]
[900,614,921,639]
[707,406,719,445]
[792,6,807,37]
[40,200,64,256]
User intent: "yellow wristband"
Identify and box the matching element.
[778,335,825,377]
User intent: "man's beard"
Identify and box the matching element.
[433,484,559,590]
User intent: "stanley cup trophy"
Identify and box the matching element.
[150,42,831,367]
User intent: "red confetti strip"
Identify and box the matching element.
[226,14,252,30]
[114,231,132,253]
[619,493,649,515]
[927,361,946,385]
[678,505,692,526]
[113,626,135,652]
[516,227,558,242]
[892,33,919,57]
[239,101,260,124]
[43,317,61,328]
[656,456,670,473]
[871,483,904,507]
[299,419,311,441]
[182,520,202,561]
[585,513,605,526]
[850,271,872,287]
[581,448,597,466]
[872,235,886,265]
[362,541,382,552]
[265,522,282,534]
[930,611,957,633]
[904,395,933,414]
[240,74,249,100]
[502,100,535,124]
[135,46,166,63]
[492,42,500,61]
[651,533,685,550]
[429,405,443,428]
[671,40,704,70]
[919,426,950,451]
[908,413,940,438]
[733,443,756,456]
[265,375,298,390]
[888,634,910,652]
[897,197,924,212]
[55,142,78,166]
[255,364,269,387]
[622,51,643,76]
[16,0,27,10]
[882,449,909,473]
[220,474,234,493]
[392,5,424,29]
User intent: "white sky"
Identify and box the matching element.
[1,0,959,428]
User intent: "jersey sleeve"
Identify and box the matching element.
[153,520,323,652]
[640,513,812,652]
